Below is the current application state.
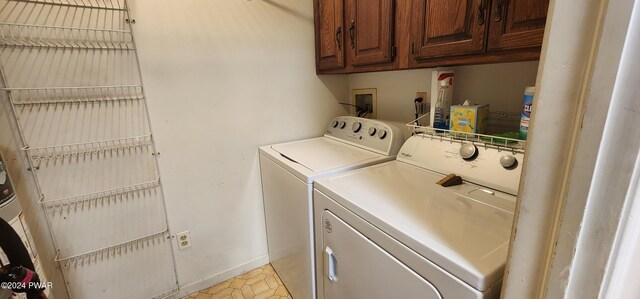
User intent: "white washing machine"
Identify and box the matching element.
[259,116,403,299]
[313,133,524,299]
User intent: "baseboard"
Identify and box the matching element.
[174,254,270,298]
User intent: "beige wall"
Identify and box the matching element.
[450,62,539,112]
[347,61,538,136]
[131,1,540,290]
[129,0,347,295]
[347,69,431,138]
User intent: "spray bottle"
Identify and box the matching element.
[433,72,454,130]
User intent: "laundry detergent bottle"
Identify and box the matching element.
[519,86,535,140]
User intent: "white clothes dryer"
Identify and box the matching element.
[313,133,524,299]
[259,116,403,299]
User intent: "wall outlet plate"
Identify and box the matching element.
[176,231,192,250]
[416,92,428,103]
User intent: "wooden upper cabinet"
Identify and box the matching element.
[315,0,345,70]
[411,0,488,59]
[487,0,550,50]
[313,0,548,73]
[347,0,395,66]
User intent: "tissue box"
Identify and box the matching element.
[450,104,489,134]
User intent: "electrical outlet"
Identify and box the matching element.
[176,231,192,250]
[416,92,428,101]
[416,92,429,114]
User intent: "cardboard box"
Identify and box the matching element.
[450,104,489,134]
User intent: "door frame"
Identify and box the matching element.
[502,0,640,297]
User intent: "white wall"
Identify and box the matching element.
[129,0,347,294]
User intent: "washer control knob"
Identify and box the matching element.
[352,122,362,133]
[368,127,377,136]
[378,130,387,139]
[331,120,339,128]
[459,143,478,160]
[500,155,518,169]
[339,121,346,129]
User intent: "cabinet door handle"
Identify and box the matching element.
[325,247,338,282]
[348,20,355,49]
[477,0,485,25]
[335,26,342,49]
[494,0,504,22]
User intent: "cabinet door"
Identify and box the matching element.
[411,0,488,59]
[347,0,395,66]
[315,0,345,70]
[487,0,549,50]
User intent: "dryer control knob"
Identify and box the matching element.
[331,120,339,128]
[368,127,377,136]
[352,122,362,133]
[378,130,387,139]
[339,121,346,129]
[459,143,478,160]
[500,155,518,169]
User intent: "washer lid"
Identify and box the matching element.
[270,137,382,172]
[260,137,390,183]
[314,160,515,291]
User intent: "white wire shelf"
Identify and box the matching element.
[4,85,144,104]
[25,134,153,162]
[0,22,134,49]
[1,0,179,296]
[41,177,160,209]
[60,228,178,298]
[407,115,526,153]
[56,229,169,266]
[10,0,127,12]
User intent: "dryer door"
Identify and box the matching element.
[321,210,442,299]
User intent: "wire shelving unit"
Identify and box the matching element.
[407,114,527,154]
[10,0,127,10]
[0,22,135,49]
[5,85,144,104]
[0,0,179,298]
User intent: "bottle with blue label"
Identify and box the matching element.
[519,86,535,140]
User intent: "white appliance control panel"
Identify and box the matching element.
[397,134,524,195]
[325,116,403,156]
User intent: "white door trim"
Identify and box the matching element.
[568,0,640,296]
[502,0,640,298]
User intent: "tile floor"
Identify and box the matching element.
[182,264,292,299]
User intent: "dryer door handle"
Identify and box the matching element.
[325,246,338,282]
